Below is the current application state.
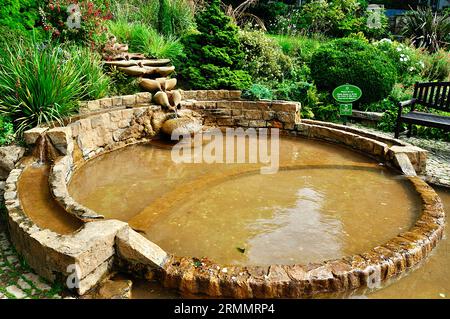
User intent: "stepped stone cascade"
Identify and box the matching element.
[102,37,180,113]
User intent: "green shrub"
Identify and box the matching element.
[310,38,397,104]
[373,39,425,81]
[0,41,99,134]
[422,49,450,81]
[179,0,251,90]
[239,30,292,83]
[0,0,43,34]
[0,116,15,146]
[271,0,388,39]
[252,1,289,32]
[242,84,273,100]
[108,67,141,96]
[270,34,325,65]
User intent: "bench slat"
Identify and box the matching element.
[401,111,450,130]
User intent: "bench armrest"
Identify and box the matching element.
[398,98,417,109]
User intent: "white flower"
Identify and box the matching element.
[396,47,402,52]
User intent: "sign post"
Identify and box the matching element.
[332,84,362,125]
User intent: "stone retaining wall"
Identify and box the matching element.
[78,92,153,114]
[180,89,242,101]
[182,99,301,130]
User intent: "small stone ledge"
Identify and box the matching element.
[49,156,104,221]
[116,227,169,269]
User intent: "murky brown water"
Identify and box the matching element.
[69,138,419,265]
[18,164,82,234]
[368,188,450,299]
[130,188,450,299]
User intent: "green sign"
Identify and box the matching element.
[339,103,353,116]
[332,84,362,103]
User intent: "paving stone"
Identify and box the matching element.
[17,278,32,290]
[6,285,26,299]
[0,224,62,299]
[23,273,51,291]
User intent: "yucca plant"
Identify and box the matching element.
[402,7,450,52]
[0,41,88,134]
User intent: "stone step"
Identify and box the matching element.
[104,59,171,68]
[118,65,175,77]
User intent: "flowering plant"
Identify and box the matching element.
[39,0,112,48]
[374,39,425,79]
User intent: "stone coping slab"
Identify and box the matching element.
[5,95,445,298]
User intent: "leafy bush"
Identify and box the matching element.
[373,39,425,81]
[271,34,325,64]
[310,38,397,104]
[0,116,15,146]
[0,0,43,34]
[402,7,450,52]
[108,20,185,63]
[0,41,104,134]
[239,30,292,83]
[108,67,141,96]
[252,1,289,32]
[242,84,273,100]
[271,0,388,39]
[422,49,450,81]
[39,0,112,47]
[179,0,251,90]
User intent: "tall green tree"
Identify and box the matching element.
[179,0,252,89]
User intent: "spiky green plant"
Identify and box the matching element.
[110,0,195,36]
[69,46,111,100]
[108,20,184,61]
[0,41,89,134]
[402,7,450,52]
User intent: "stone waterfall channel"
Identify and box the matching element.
[6,106,203,296]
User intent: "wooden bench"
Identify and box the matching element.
[395,82,450,138]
